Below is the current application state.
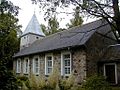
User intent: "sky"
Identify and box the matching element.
[9,0,95,32]
[10,0,47,32]
[9,0,75,32]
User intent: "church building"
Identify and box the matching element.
[13,14,120,85]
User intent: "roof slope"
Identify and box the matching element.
[22,13,45,36]
[14,19,112,57]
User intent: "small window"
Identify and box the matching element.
[24,37,26,39]
[33,56,40,75]
[61,52,71,76]
[36,37,39,39]
[23,58,29,74]
[16,59,21,73]
[45,55,53,75]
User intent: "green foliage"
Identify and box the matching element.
[0,13,20,89]
[0,13,20,69]
[112,87,120,90]
[47,16,60,35]
[40,24,47,35]
[17,76,29,81]
[66,6,83,28]
[41,16,65,36]
[82,75,112,90]
[47,65,60,89]
[17,76,29,90]
[59,74,76,90]
[20,68,81,90]
[0,0,20,15]
[15,73,115,90]
[0,70,19,90]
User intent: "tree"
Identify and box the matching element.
[0,0,20,15]
[40,24,48,35]
[0,13,20,90]
[0,0,20,89]
[32,0,120,42]
[66,6,83,28]
[48,15,59,35]
[41,16,60,36]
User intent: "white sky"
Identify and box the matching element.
[10,0,46,32]
[10,0,95,32]
[9,0,74,32]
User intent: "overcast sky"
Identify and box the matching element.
[9,0,95,32]
[10,0,45,32]
[9,0,75,32]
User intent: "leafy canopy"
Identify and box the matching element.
[0,0,20,89]
[66,6,83,28]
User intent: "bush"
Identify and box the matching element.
[17,76,29,90]
[59,74,76,90]
[0,70,19,90]
[82,75,112,90]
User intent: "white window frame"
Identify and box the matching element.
[45,54,53,75]
[61,52,71,76]
[23,57,29,74]
[16,59,21,73]
[104,63,118,84]
[33,56,40,75]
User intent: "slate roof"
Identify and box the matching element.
[22,13,45,36]
[14,19,113,57]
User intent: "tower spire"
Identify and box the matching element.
[34,8,35,14]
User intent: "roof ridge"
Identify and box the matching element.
[38,19,106,41]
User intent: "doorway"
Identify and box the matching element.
[104,63,117,84]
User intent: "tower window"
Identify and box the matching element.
[36,37,39,39]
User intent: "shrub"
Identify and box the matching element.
[17,76,29,90]
[47,66,60,89]
[59,74,76,90]
[82,75,112,90]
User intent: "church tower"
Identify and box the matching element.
[20,13,45,50]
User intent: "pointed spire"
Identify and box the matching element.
[22,13,45,36]
[34,8,35,14]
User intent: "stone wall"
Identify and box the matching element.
[14,49,87,84]
[85,32,117,77]
[99,45,120,85]
[72,49,86,84]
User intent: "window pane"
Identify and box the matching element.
[64,60,70,66]
[46,56,53,74]
[64,54,70,59]
[47,56,52,60]
[35,58,38,67]
[48,68,52,74]
[34,58,39,74]
[18,60,21,72]
[63,53,71,75]
[48,60,52,67]
[65,67,70,74]
[36,68,39,73]
[25,59,29,73]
